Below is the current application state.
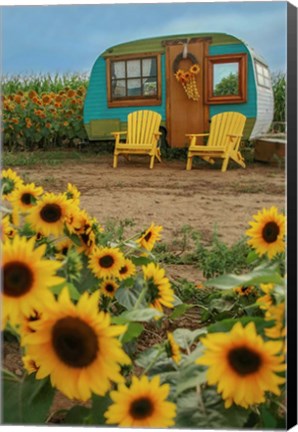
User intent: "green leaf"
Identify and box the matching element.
[206,267,284,290]
[131,256,153,266]
[3,374,55,424]
[114,308,163,323]
[63,406,91,425]
[260,404,277,428]
[246,250,259,264]
[121,322,144,343]
[208,316,275,335]
[135,346,163,369]
[90,394,112,425]
[115,277,146,310]
[172,294,183,306]
[175,388,250,429]
[51,282,80,300]
[175,364,206,396]
[169,303,194,320]
[173,328,206,349]
[72,254,99,293]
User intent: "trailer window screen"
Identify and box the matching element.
[255,60,271,88]
[108,55,161,107]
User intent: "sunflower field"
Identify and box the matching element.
[2,74,88,151]
[1,168,286,428]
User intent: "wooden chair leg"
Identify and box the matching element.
[150,155,155,169]
[186,155,193,170]
[221,155,230,172]
[156,149,162,163]
[113,153,118,168]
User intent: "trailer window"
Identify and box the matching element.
[107,54,161,107]
[205,53,247,104]
[255,60,271,88]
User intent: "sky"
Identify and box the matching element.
[1,1,288,77]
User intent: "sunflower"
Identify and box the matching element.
[190,64,200,75]
[23,288,131,401]
[257,283,274,310]
[142,263,175,314]
[26,192,74,238]
[20,308,43,341]
[55,238,74,260]
[104,375,176,427]
[1,215,16,241]
[166,332,181,364]
[265,303,285,339]
[1,168,24,199]
[22,355,39,375]
[2,235,63,325]
[175,69,185,82]
[10,183,44,211]
[234,285,255,297]
[117,258,136,281]
[65,183,81,206]
[137,223,162,251]
[66,207,99,255]
[196,321,285,408]
[41,94,51,105]
[246,207,285,259]
[101,279,119,298]
[89,247,125,279]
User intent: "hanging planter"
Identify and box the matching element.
[173,53,200,101]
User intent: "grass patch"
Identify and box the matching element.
[2,149,102,167]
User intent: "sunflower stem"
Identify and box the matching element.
[141,346,164,376]
[196,383,207,416]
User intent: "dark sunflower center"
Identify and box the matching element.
[40,203,62,223]
[119,265,128,275]
[129,397,154,420]
[99,254,114,269]
[21,192,33,205]
[52,317,99,368]
[144,231,152,242]
[4,261,34,297]
[62,247,69,255]
[228,346,262,376]
[262,222,280,243]
[105,283,115,293]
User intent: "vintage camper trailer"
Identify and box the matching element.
[84,33,274,148]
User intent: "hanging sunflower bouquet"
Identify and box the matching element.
[175,64,200,101]
[1,167,286,428]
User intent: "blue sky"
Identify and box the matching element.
[2,1,287,77]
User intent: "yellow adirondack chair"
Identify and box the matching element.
[112,110,162,169]
[186,112,247,172]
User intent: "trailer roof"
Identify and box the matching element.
[101,32,244,57]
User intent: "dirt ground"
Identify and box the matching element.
[4,154,286,421]
[16,154,286,282]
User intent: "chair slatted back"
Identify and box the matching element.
[208,112,246,148]
[127,110,162,145]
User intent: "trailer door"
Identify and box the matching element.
[165,39,209,148]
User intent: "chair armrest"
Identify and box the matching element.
[185,133,210,137]
[227,134,243,138]
[111,131,127,136]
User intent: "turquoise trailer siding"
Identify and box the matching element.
[209,44,257,118]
